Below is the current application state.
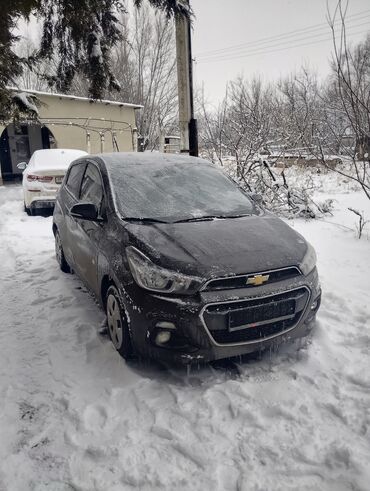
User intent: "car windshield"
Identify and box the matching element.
[105,156,258,223]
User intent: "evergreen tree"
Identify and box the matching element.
[0,0,190,122]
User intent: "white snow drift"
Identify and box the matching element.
[0,183,369,491]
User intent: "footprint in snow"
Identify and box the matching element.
[83,404,108,431]
[25,267,45,274]
[30,295,59,306]
[20,402,37,421]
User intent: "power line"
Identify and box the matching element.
[196,27,370,64]
[196,9,370,58]
[197,18,370,61]
[196,9,370,57]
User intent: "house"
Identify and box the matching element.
[0,89,142,183]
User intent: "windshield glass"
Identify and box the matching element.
[105,156,258,222]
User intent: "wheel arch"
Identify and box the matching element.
[101,274,116,309]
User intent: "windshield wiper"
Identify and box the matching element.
[122,217,170,224]
[173,214,251,223]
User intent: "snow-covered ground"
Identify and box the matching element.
[0,183,369,491]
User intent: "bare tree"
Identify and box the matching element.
[312,1,370,199]
[13,32,56,93]
[199,77,277,172]
[348,207,369,238]
[197,85,229,165]
[102,2,178,149]
[225,77,275,177]
[277,67,322,158]
[196,2,370,213]
[197,74,327,217]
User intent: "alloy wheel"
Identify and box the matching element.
[106,292,124,349]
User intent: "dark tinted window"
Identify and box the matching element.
[66,162,86,197]
[105,157,257,222]
[80,163,104,210]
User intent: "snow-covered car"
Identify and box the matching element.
[53,153,321,365]
[19,148,87,215]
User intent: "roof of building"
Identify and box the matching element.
[9,87,143,110]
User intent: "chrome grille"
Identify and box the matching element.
[202,267,301,291]
[201,287,309,346]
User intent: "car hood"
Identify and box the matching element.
[125,214,308,279]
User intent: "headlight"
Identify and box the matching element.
[126,246,202,294]
[299,242,317,275]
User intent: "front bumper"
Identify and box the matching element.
[122,267,321,365]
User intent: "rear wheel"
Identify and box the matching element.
[55,230,71,273]
[24,203,31,216]
[106,285,133,360]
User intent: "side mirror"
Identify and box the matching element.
[17,162,27,170]
[70,203,104,222]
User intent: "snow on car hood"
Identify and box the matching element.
[125,214,308,278]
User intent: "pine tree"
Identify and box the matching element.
[0,1,40,120]
[0,0,190,122]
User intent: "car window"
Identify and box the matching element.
[65,162,86,198]
[80,163,104,210]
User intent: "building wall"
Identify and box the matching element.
[0,92,139,183]
[34,94,137,153]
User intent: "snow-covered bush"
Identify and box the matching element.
[348,208,369,239]
[223,158,327,219]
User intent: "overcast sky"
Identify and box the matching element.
[191,0,370,104]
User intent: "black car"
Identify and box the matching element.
[53,153,321,365]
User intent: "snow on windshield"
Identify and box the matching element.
[104,154,257,221]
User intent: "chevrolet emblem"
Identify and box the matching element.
[246,274,270,286]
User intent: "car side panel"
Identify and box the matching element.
[54,186,76,267]
[72,219,102,297]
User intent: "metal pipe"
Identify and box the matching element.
[86,132,91,153]
[100,132,105,153]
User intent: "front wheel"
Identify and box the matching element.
[106,285,133,360]
[55,229,71,273]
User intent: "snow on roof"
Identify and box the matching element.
[9,87,143,110]
[32,148,88,170]
[95,152,210,167]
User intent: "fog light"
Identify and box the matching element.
[155,321,176,330]
[155,331,171,345]
[311,300,318,310]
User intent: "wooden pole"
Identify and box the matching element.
[175,1,198,156]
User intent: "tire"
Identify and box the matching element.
[24,203,31,216]
[55,229,71,273]
[106,285,133,360]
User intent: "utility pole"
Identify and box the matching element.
[175,0,198,157]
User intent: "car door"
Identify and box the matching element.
[59,161,87,266]
[70,161,105,296]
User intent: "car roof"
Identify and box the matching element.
[92,152,213,168]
